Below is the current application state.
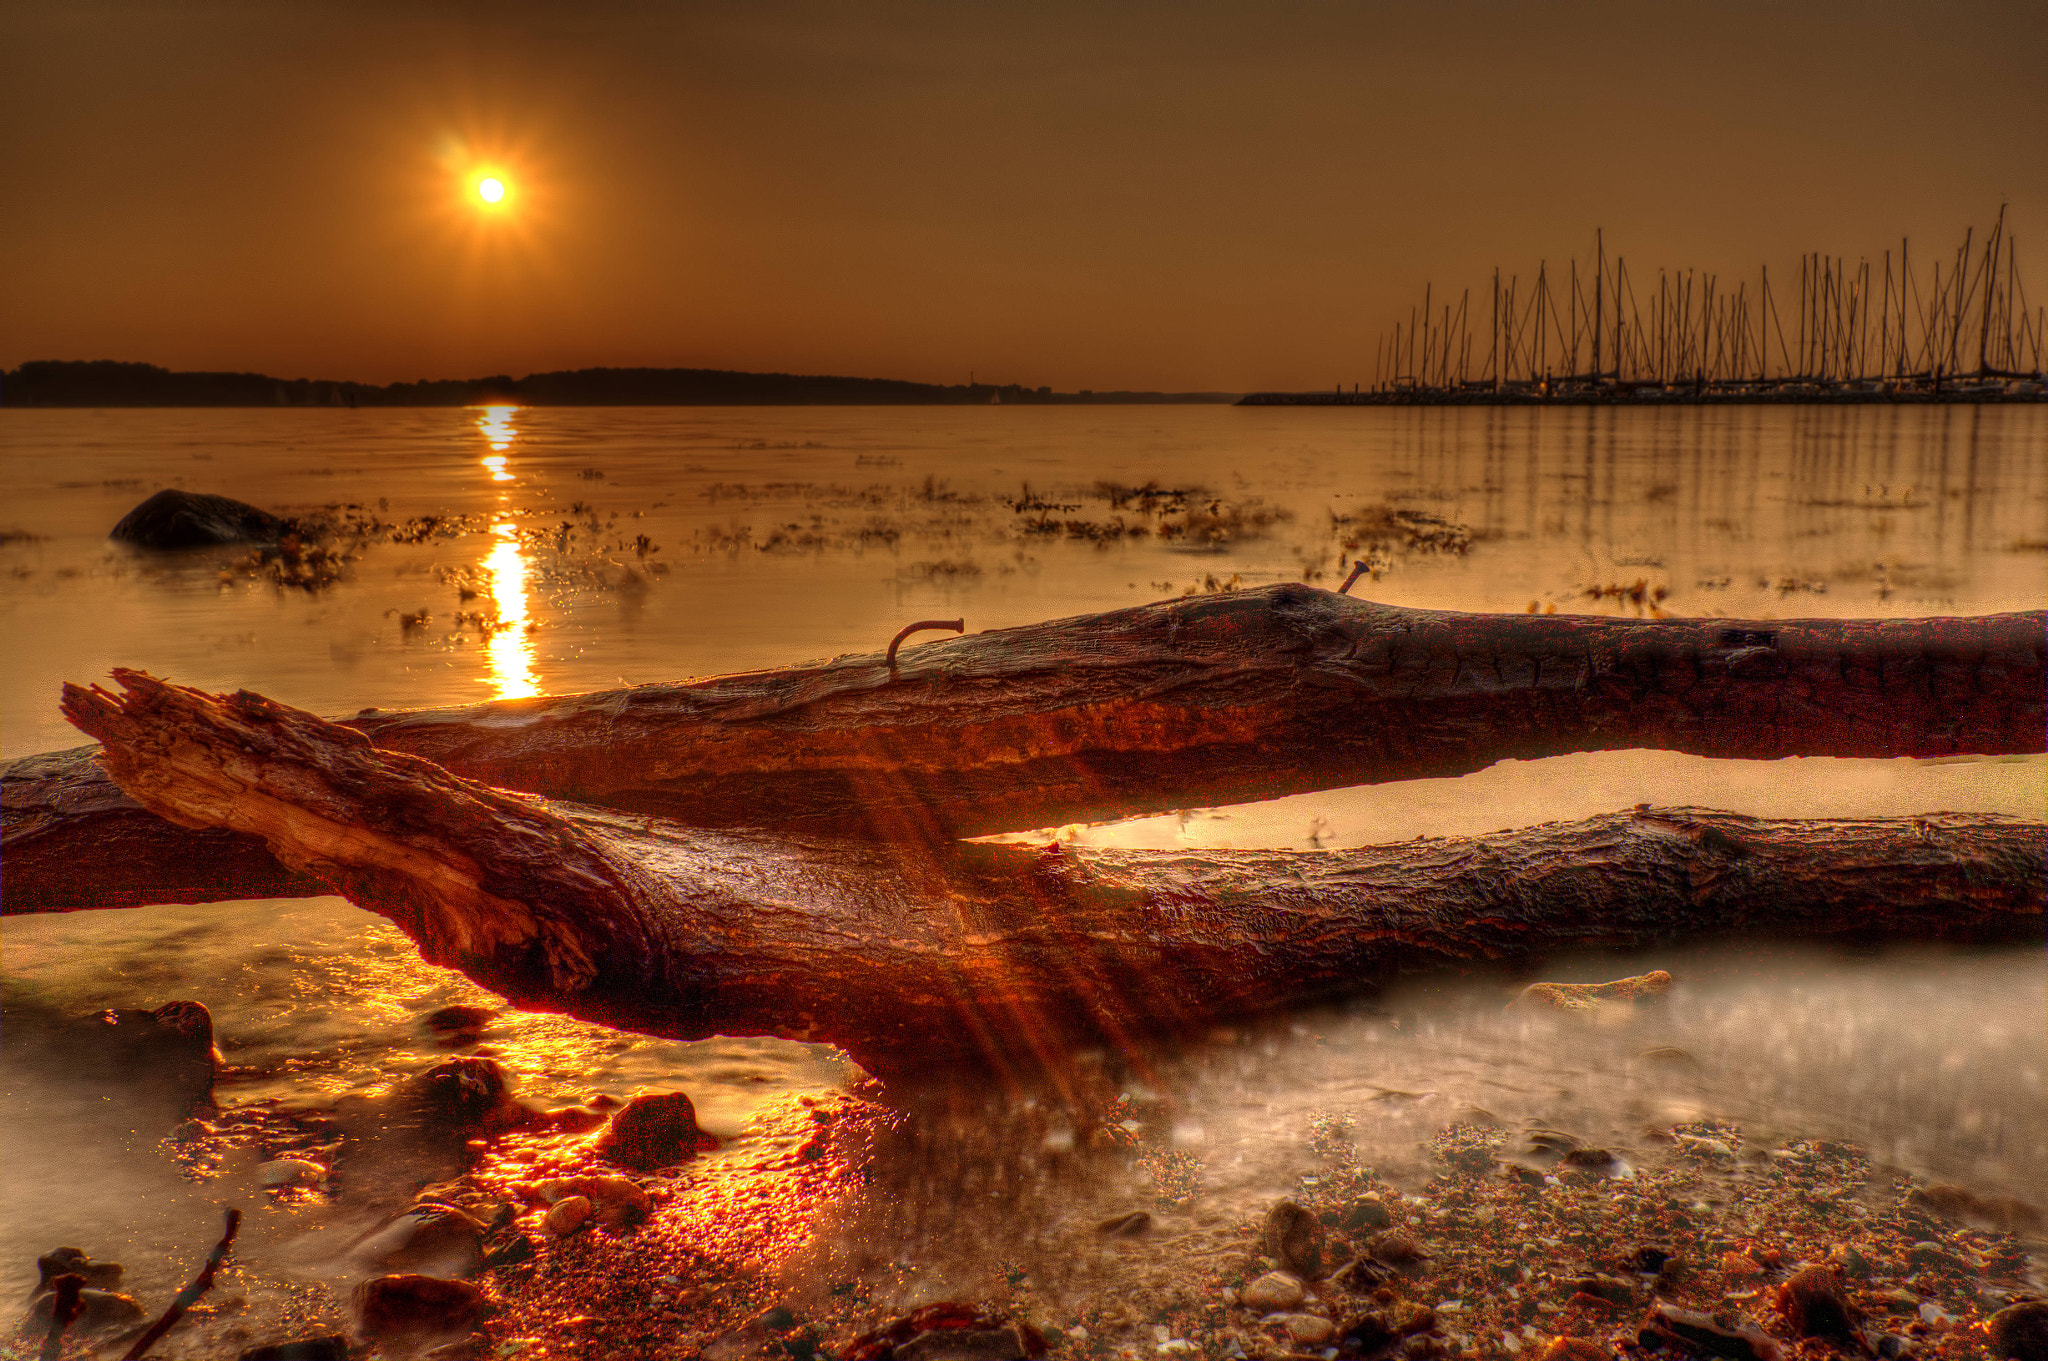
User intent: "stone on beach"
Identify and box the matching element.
[544,1195,594,1235]
[533,1174,651,1229]
[25,1285,146,1333]
[352,1273,486,1344]
[1238,1271,1308,1312]
[594,1090,712,1169]
[258,1157,328,1188]
[1261,1199,1328,1279]
[1987,1302,2048,1361]
[353,1203,487,1274]
[33,1246,124,1295]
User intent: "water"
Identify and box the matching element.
[2,404,2044,1349]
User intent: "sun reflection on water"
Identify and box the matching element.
[471,405,541,699]
[484,524,541,699]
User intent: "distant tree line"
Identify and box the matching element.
[0,360,1236,406]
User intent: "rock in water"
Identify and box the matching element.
[110,490,286,549]
[1987,1302,2048,1361]
[33,1247,123,1294]
[533,1175,651,1229]
[1261,1199,1327,1279]
[405,1057,527,1135]
[352,1274,485,1345]
[543,1195,593,1235]
[25,1286,146,1333]
[352,1204,486,1275]
[595,1090,710,1169]
[1511,971,1672,1013]
[257,1158,328,1189]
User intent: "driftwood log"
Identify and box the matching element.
[5,587,2043,913]
[48,671,2046,1080]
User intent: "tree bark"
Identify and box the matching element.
[51,672,2045,1081]
[6,588,2042,913]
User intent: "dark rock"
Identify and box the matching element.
[33,1247,123,1295]
[352,1274,486,1343]
[1827,1244,1873,1278]
[239,1337,351,1361]
[1095,1211,1153,1237]
[844,1303,1050,1361]
[25,1285,146,1333]
[353,1203,486,1275]
[111,490,287,549]
[1263,1199,1329,1279]
[1631,1247,1674,1275]
[54,1001,221,1102]
[479,1234,535,1270]
[424,1005,497,1037]
[1987,1302,2048,1361]
[1776,1264,1863,1343]
[595,1090,712,1170]
[1638,1302,1782,1361]
[405,1057,527,1135]
[1569,1275,1637,1309]
[1537,1342,1613,1361]
[1367,1232,1429,1270]
[1342,1196,1393,1230]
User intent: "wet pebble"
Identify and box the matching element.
[1272,1314,1335,1345]
[257,1158,327,1188]
[1987,1301,2048,1361]
[1262,1199,1329,1279]
[1775,1264,1861,1341]
[1639,1301,1781,1361]
[534,1175,651,1229]
[1342,1195,1393,1230]
[544,1195,593,1235]
[1239,1272,1307,1312]
[352,1274,486,1343]
[34,1246,123,1294]
[354,1203,486,1275]
[25,1286,146,1333]
[596,1090,711,1169]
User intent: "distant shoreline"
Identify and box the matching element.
[1242,378,2047,406]
[0,361,1239,408]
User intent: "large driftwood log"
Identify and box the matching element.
[5,588,2042,912]
[53,672,2045,1080]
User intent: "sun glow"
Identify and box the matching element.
[477,176,505,203]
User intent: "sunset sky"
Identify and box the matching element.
[5,0,2042,392]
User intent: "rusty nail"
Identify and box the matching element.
[1338,561,1369,595]
[887,618,965,670]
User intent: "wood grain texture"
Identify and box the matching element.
[6,588,2042,914]
[54,672,2045,1080]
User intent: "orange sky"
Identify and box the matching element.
[4,1,2042,392]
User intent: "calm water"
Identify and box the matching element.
[2,405,2043,1345]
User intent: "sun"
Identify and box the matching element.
[477,176,505,204]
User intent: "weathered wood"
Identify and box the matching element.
[53,672,2045,1080]
[5,588,2042,913]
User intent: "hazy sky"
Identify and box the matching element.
[5,0,2042,391]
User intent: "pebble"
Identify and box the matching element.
[1239,1272,1307,1312]
[353,1203,485,1274]
[1639,1302,1782,1361]
[535,1175,651,1229]
[1097,1211,1154,1237]
[1274,1314,1335,1345]
[1509,971,1671,1013]
[1776,1264,1860,1340]
[34,1247,123,1294]
[596,1090,710,1169]
[1261,1200,1328,1279]
[352,1274,486,1343]
[544,1196,593,1234]
[26,1286,146,1333]
[257,1158,327,1188]
[1987,1301,2048,1361]
[1343,1195,1393,1230]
